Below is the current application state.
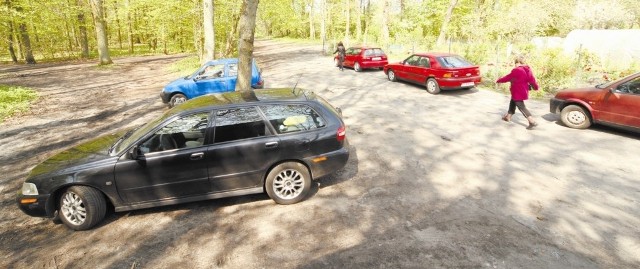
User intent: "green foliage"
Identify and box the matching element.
[167,55,201,77]
[0,85,38,122]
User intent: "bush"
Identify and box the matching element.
[0,85,38,122]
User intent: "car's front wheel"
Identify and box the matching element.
[265,162,311,205]
[387,70,397,82]
[169,93,187,108]
[59,186,107,231]
[560,104,592,129]
[354,62,362,72]
[426,78,441,94]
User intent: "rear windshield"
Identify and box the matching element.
[364,48,386,57]
[436,56,472,68]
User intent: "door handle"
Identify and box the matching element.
[190,152,204,160]
[265,142,279,149]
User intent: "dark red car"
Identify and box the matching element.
[383,53,481,94]
[334,46,388,72]
[550,72,640,132]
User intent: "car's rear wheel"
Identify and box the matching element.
[387,70,397,82]
[560,104,592,129]
[354,62,362,72]
[59,186,106,231]
[169,93,187,108]
[426,78,441,94]
[265,162,311,205]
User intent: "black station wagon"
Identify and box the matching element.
[17,88,349,230]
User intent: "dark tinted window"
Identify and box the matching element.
[214,107,266,143]
[617,77,640,94]
[437,56,472,68]
[405,55,422,66]
[140,112,209,153]
[260,104,326,134]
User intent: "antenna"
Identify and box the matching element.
[292,73,303,93]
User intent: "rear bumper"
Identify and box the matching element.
[438,76,482,89]
[550,98,566,114]
[360,60,388,69]
[305,142,350,179]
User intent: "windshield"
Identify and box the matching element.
[596,72,640,89]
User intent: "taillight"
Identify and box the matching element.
[337,125,346,142]
[443,73,453,78]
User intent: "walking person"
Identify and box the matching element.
[334,41,346,71]
[497,55,539,129]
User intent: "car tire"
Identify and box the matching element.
[169,93,187,108]
[265,162,311,205]
[426,78,441,94]
[58,186,107,231]
[387,70,397,82]
[560,104,592,129]
[354,62,361,72]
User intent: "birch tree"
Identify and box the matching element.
[236,0,259,92]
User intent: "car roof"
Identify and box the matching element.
[203,58,238,65]
[171,88,314,113]
[414,52,459,57]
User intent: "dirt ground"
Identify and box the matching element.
[1,39,639,269]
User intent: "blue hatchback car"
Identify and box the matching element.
[161,58,264,107]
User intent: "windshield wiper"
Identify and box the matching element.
[109,129,134,154]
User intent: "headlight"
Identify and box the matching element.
[21,183,39,195]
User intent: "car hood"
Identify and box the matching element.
[555,86,603,99]
[164,77,191,90]
[27,132,124,179]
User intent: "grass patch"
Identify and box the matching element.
[0,85,38,122]
[167,55,201,77]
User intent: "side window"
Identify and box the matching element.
[419,57,431,68]
[617,77,640,94]
[214,107,267,143]
[260,104,326,134]
[140,112,209,153]
[345,48,354,55]
[198,64,225,79]
[353,48,362,55]
[364,49,373,57]
[228,63,238,77]
[405,55,421,66]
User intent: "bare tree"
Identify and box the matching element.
[236,0,259,92]
[203,0,214,62]
[90,0,112,65]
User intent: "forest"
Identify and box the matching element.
[2,0,640,91]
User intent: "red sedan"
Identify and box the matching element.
[334,46,388,72]
[383,52,481,94]
[550,71,640,132]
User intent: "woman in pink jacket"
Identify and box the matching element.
[496,55,539,129]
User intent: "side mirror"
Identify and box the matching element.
[129,146,143,160]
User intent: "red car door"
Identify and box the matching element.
[398,55,422,81]
[597,77,640,127]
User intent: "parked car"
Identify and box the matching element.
[17,88,349,230]
[334,46,388,72]
[161,58,264,107]
[550,71,640,132]
[383,53,481,94]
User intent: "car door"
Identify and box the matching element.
[206,106,280,192]
[343,48,355,67]
[403,55,424,83]
[225,63,239,91]
[597,76,640,127]
[114,112,212,204]
[194,63,227,95]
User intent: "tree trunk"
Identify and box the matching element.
[90,0,112,65]
[355,0,361,41]
[77,0,89,58]
[236,0,259,92]
[224,10,241,57]
[125,0,133,53]
[203,0,215,62]
[5,0,18,63]
[321,0,326,53]
[344,0,350,42]
[309,0,315,39]
[380,0,389,48]
[437,0,458,45]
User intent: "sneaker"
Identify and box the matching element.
[526,122,538,130]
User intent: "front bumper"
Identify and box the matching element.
[160,90,171,104]
[16,192,52,218]
[550,98,566,114]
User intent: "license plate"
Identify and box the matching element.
[461,82,474,87]
[372,57,381,61]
